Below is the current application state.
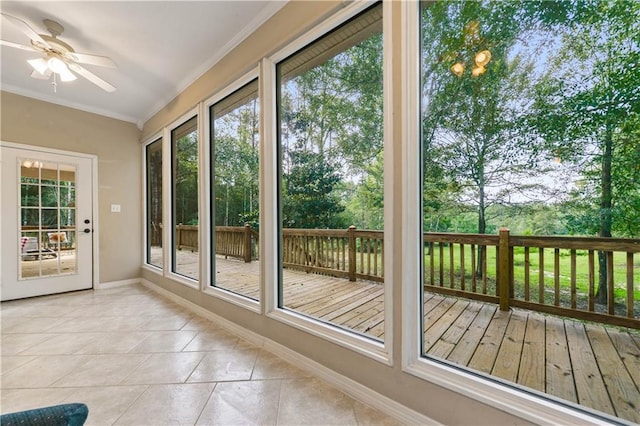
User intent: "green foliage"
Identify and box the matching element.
[213,100,260,227]
[174,133,199,226]
[279,21,383,230]
[282,148,347,229]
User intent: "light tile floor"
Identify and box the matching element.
[1,284,401,425]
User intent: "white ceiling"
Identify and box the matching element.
[0,1,286,128]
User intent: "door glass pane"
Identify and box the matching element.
[20,159,78,279]
[21,184,39,206]
[60,186,75,207]
[41,186,59,207]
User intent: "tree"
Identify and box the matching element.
[420,1,572,274]
[213,100,260,227]
[174,133,199,226]
[530,0,640,301]
[279,26,384,230]
[282,147,346,229]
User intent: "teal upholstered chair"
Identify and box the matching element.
[0,403,88,426]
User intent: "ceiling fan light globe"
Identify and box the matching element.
[27,58,48,75]
[59,69,77,82]
[47,56,68,74]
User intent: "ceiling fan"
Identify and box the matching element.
[0,12,116,92]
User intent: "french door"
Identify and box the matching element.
[1,143,95,301]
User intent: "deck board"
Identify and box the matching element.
[607,328,640,390]
[566,321,615,416]
[585,324,640,423]
[212,256,640,423]
[518,311,546,394]
[544,315,575,401]
[429,300,481,359]
[492,309,527,383]
[468,309,511,374]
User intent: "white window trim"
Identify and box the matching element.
[165,107,200,288]
[400,2,615,424]
[202,68,261,314]
[141,132,163,274]
[263,0,392,366]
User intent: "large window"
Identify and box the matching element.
[145,138,163,269]
[276,3,384,339]
[419,0,640,422]
[171,116,199,281]
[210,78,260,300]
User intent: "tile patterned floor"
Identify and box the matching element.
[1,284,401,425]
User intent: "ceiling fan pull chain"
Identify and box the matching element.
[51,72,57,93]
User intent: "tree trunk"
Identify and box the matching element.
[476,176,486,277]
[596,126,613,304]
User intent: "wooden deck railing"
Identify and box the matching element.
[423,228,639,328]
[216,224,259,262]
[166,223,638,327]
[282,226,383,282]
[172,224,259,262]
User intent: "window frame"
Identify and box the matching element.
[142,133,164,273]
[401,1,615,423]
[263,0,393,366]
[166,108,201,288]
[203,68,261,313]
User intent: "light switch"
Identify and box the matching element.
[111,204,121,213]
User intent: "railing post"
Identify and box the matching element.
[348,226,356,282]
[177,223,182,251]
[243,223,252,263]
[498,227,510,311]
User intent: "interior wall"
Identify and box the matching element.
[0,91,142,284]
[140,1,525,424]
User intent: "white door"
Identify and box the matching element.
[1,143,94,301]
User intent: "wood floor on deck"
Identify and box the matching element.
[213,256,640,423]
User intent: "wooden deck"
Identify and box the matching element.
[211,256,640,423]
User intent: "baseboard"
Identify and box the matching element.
[96,278,141,290]
[140,278,439,425]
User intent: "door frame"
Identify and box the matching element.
[0,141,99,294]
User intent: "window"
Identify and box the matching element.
[419,0,640,422]
[276,3,385,340]
[145,138,163,269]
[171,116,199,281]
[210,78,260,300]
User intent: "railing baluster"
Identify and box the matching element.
[430,242,435,286]
[588,249,595,312]
[607,251,614,315]
[627,252,634,318]
[524,246,530,301]
[449,243,455,289]
[482,245,487,294]
[539,248,545,304]
[373,238,378,276]
[460,243,465,291]
[554,248,560,306]
[439,243,444,287]
[570,249,576,309]
[471,244,476,293]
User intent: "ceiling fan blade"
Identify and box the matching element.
[67,52,116,68]
[68,63,116,92]
[0,39,39,52]
[30,68,52,80]
[0,13,51,48]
